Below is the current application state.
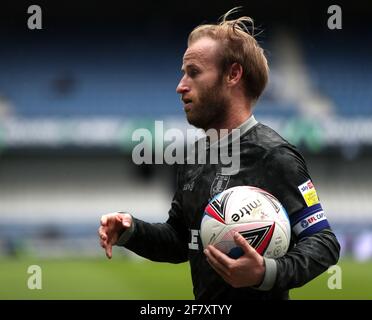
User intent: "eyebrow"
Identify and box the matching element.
[181,62,202,72]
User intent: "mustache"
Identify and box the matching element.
[181,96,193,103]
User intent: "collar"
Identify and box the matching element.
[209,114,258,149]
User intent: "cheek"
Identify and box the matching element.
[194,82,208,99]
[193,73,220,100]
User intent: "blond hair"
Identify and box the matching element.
[188,8,269,102]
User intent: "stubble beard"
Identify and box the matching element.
[185,77,229,131]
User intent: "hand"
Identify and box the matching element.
[98,212,132,259]
[204,232,265,288]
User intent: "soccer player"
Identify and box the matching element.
[98,9,340,299]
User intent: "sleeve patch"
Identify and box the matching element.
[290,204,330,239]
[298,180,320,207]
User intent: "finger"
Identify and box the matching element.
[106,244,113,259]
[101,212,119,223]
[233,232,256,255]
[98,228,107,241]
[100,233,107,241]
[100,239,106,249]
[207,245,234,268]
[204,248,230,276]
[100,215,107,226]
[99,233,108,247]
[98,227,107,241]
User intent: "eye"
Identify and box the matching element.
[189,68,199,78]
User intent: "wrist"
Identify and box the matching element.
[253,257,278,291]
[254,255,266,286]
[116,213,135,246]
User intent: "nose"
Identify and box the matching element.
[176,76,190,95]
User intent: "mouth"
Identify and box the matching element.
[182,98,193,111]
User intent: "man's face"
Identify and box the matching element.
[176,37,228,130]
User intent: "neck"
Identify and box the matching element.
[205,100,252,133]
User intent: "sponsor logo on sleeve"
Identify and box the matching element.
[298,180,320,207]
[293,210,326,236]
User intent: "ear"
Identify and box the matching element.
[226,62,243,87]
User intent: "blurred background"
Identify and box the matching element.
[0,0,371,299]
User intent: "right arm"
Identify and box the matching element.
[120,190,189,263]
[98,169,189,263]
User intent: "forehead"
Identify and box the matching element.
[183,37,220,67]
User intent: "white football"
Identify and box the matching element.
[201,186,291,259]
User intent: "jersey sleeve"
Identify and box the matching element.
[117,166,189,263]
[263,145,330,238]
[261,145,340,291]
[263,145,313,216]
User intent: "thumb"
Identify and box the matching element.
[120,213,132,228]
[122,219,131,228]
[234,232,256,256]
[115,214,130,228]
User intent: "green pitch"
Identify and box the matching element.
[0,257,370,300]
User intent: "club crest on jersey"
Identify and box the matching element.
[210,173,230,197]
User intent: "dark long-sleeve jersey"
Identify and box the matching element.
[119,116,340,300]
